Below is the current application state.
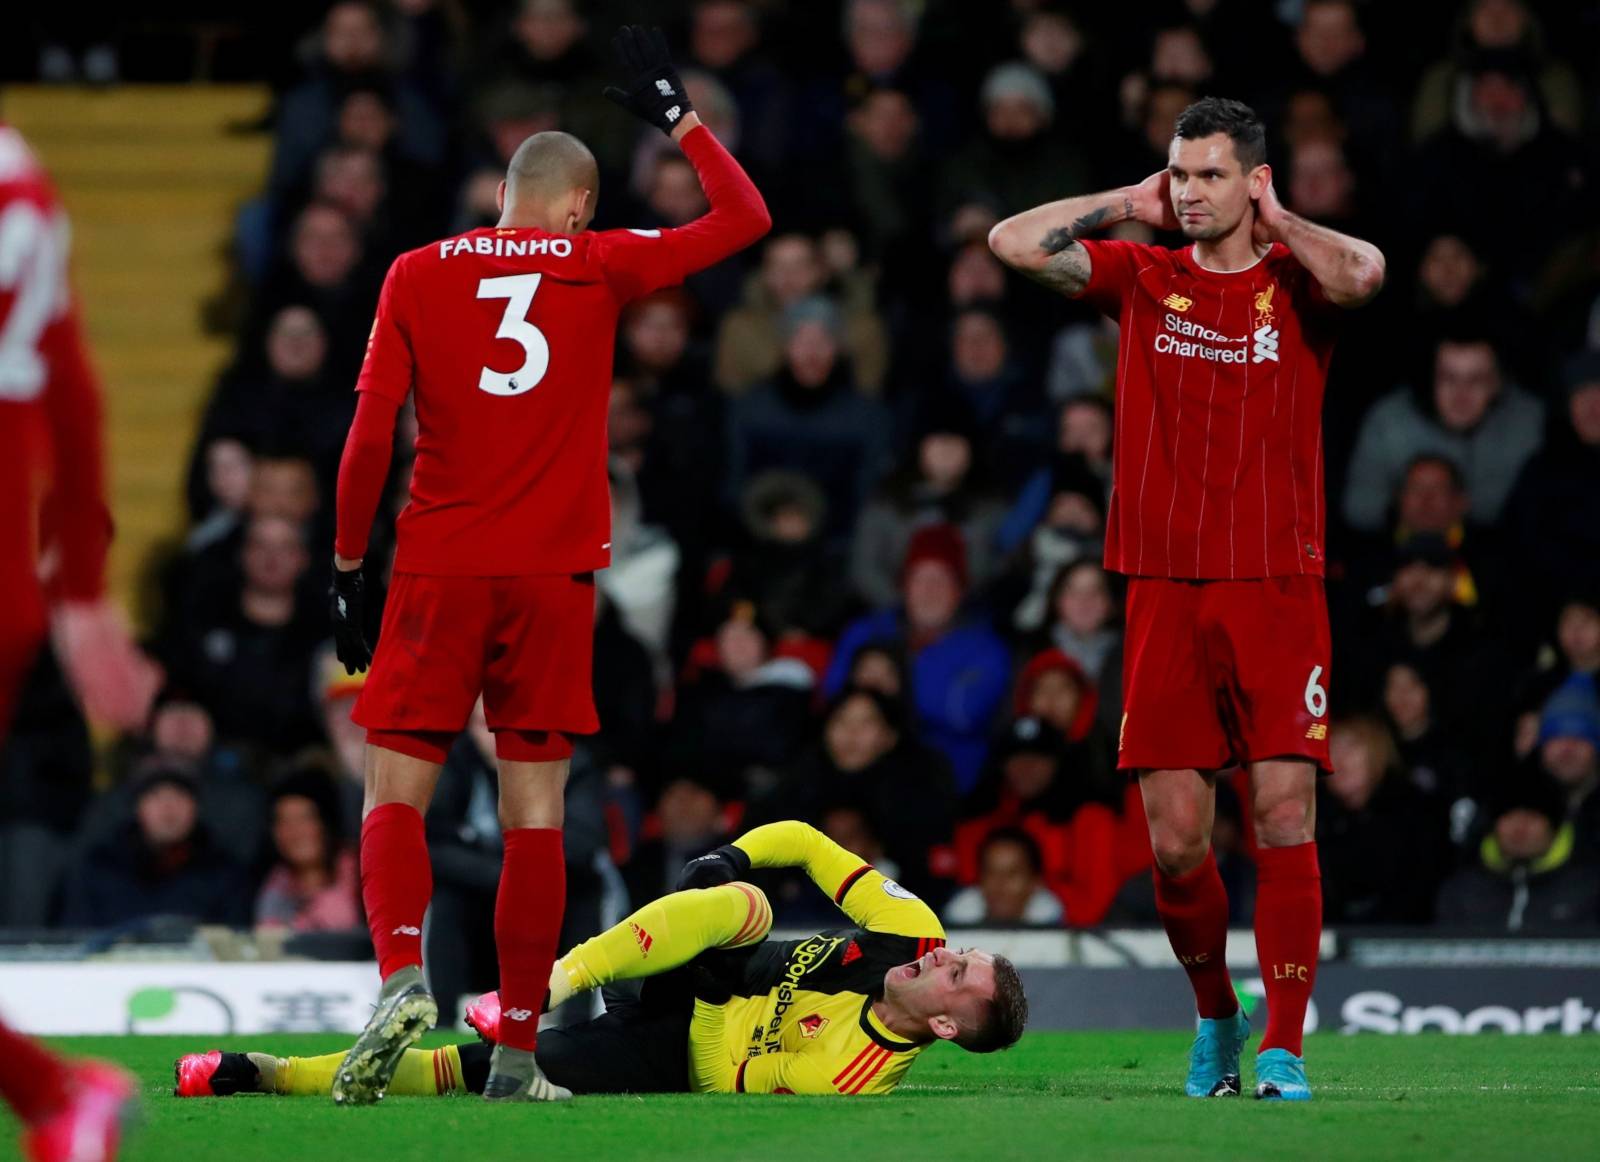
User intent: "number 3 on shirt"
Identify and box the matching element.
[476,273,548,396]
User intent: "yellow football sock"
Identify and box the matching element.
[277,1046,465,1096]
[548,882,771,1009]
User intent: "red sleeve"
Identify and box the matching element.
[41,298,112,601]
[355,255,416,405]
[333,390,400,561]
[1075,239,1148,318]
[599,125,771,302]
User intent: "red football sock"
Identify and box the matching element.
[0,1019,71,1123]
[1153,851,1238,1020]
[361,803,432,980]
[495,827,565,1052]
[1254,841,1321,1056]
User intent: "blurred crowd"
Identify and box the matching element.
[6,0,1600,971]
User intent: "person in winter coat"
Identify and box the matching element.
[824,524,1011,791]
[750,686,956,901]
[713,233,889,395]
[850,392,1006,609]
[725,296,893,543]
[669,601,816,801]
[61,762,251,929]
[1502,354,1600,632]
[707,470,858,648]
[952,716,1132,927]
[599,457,680,683]
[943,826,1064,927]
[1343,330,1542,532]
[1436,769,1600,931]
[253,768,360,932]
[1534,674,1600,858]
[1317,716,1451,925]
[1004,456,1107,636]
[1008,648,1121,810]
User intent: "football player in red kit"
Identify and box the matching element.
[328,27,770,1105]
[0,119,160,1161]
[989,98,1384,1101]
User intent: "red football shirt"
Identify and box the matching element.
[0,123,110,602]
[1077,239,1340,580]
[343,124,768,575]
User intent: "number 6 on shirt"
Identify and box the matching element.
[476,273,549,396]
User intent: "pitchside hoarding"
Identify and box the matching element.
[2,962,1599,1036]
[1021,967,1600,1034]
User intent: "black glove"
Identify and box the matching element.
[688,964,733,1006]
[675,843,751,891]
[602,25,693,136]
[329,565,372,675]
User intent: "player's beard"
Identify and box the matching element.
[1180,216,1232,241]
[1180,211,1244,242]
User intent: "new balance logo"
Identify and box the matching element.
[655,79,675,96]
[1251,325,1279,363]
[1305,723,1328,740]
[392,925,420,936]
[1161,292,1192,312]
[504,1008,534,1022]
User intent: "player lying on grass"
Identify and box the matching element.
[176,821,1028,1098]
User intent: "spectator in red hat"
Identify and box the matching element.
[824,524,1011,792]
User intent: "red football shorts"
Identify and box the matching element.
[353,571,600,740]
[1118,575,1331,772]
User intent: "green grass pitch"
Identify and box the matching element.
[13,1032,1599,1161]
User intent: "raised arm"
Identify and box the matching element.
[1254,178,1384,308]
[602,25,771,283]
[661,115,772,274]
[733,821,943,938]
[987,171,1175,296]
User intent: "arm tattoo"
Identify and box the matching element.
[1033,198,1131,295]
[1039,205,1113,254]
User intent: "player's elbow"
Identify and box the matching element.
[986,218,1025,269]
[751,196,773,240]
[1355,250,1386,300]
[1333,249,1385,307]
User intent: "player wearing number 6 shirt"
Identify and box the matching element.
[329,26,770,1106]
[989,98,1385,1103]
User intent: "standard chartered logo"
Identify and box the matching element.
[1154,312,1249,363]
[1251,325,1280,363]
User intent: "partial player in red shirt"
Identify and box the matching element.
[0,120,157,1162]
[990,98,1384,1102]
[327,26,770,1106]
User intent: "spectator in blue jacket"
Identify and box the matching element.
[824,523,1011,792]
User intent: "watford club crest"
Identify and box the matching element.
[798,1013,829,1039]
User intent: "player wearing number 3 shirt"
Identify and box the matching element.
[329,26,770,1106]
[990,99,1385,1102]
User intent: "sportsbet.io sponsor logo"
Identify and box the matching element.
[1341,991,1600,1035]
[1235,979,1600,1035]
[757,935,844,1055]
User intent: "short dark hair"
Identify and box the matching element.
[979,825,1044,876]
[1404,453,1466,493]
[1174,97,1267,170]
[957,954,1029,1054]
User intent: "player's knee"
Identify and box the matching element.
[1149,831,1209,878]
[717,881,772,949]
[1253,796,1313,847]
